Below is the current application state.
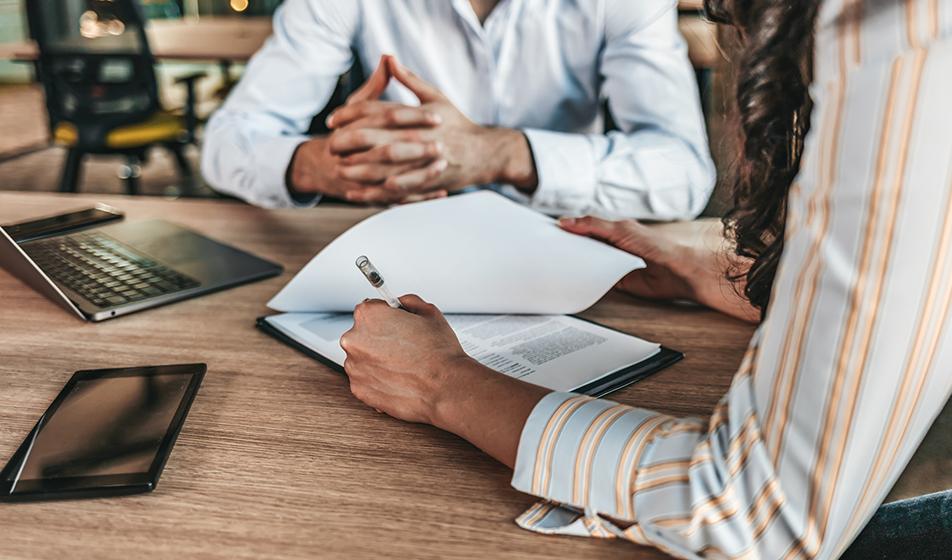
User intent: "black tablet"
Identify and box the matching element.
[0,364,205,502]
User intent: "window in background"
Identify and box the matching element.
[0,0,29,82]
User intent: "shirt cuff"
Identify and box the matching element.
[522,129,598,211]
[512,392,667,524]
[258,134,322,209]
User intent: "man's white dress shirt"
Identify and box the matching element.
[201,0,715,219]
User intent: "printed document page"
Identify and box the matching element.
[265,313,660,392]
[267,192,644,315]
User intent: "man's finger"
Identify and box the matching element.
[400,190,447,204]
[329,101,399,129]
[337,161,433,184]
[337,55,393,114]
[342,141,443,165]
[344,185,420,204]
[330,103,441,130]
[329,128,434,156]
[387,57,444,103]
[350,55,392,103]
[384,159,448,191]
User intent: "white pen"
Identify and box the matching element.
[355,256,402,309]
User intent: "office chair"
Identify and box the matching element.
[26,0,205,195]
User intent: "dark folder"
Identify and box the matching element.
[256,315,682,398]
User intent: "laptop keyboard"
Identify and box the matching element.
[24,231,200,309]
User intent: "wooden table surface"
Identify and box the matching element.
[0,17,272,63]
[0,192,758,559]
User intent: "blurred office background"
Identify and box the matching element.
[0,0,729,212]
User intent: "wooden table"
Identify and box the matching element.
[0,192,757,559]
[0,17,272,63]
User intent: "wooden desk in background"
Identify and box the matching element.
[0,17,272,63]
[0,11,721,70]
[0,192,756,560]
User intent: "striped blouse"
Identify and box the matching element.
[510,1,952,558]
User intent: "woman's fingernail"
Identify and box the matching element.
[559,217,576,226]
[325,115,335,128]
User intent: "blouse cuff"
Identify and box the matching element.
[511,392,668,530]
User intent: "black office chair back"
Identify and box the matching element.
[26,0,160,146]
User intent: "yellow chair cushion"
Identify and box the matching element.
[54,113,186,150]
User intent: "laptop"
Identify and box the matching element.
[0,204,283,321]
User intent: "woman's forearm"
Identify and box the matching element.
[431,358,551,469]
[687,254,761,323]
[660,222,760,324]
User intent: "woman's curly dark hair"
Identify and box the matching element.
[704,0,821,319]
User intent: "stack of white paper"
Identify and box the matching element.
[268,191,645,315]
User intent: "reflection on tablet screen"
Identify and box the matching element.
[9,374,191,481]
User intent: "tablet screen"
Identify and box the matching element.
[7,374,191,481]
[1,364,204,500]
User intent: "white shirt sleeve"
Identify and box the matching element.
[200,0,358,209]
[524,3,715,220]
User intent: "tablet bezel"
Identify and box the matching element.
[0,363,206,502]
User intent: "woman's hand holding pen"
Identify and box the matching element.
[340,295,470,425]
[340,295,549,468]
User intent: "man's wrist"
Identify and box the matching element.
[287,137,333,198]
[285,141,319,203]
[478,127,538,192]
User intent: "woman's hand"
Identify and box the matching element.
[559,216,697,301]
[560,216,760,323]
[340,295,469,424]
[340,294,551,467]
